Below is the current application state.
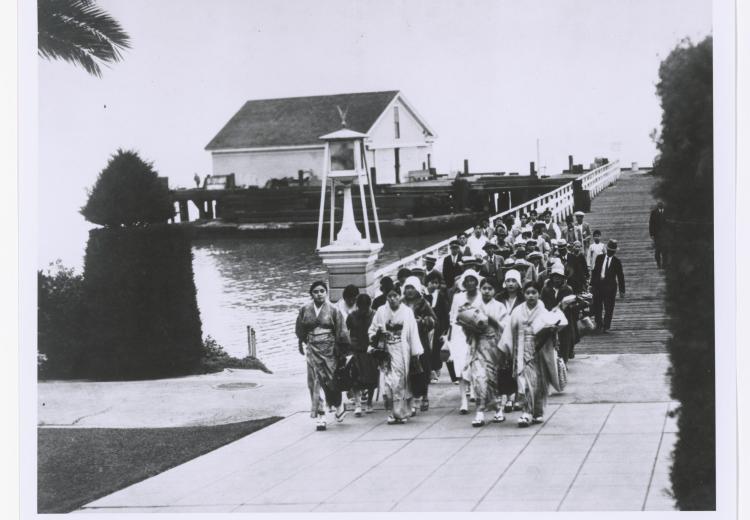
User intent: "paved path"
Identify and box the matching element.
[74,171,677,512]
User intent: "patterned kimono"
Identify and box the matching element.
[402,296,437,399]
[295,302,349,418]
[465,298,508,410]
[501,302,560,418]
[368,304,423,420]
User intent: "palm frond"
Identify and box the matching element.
[38,0,131,77]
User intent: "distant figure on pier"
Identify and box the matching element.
[203,174,211,188]
[649,201,669,269]
[295,281,350,431]
[574,211,592,251]
[193,173,200,187]
[590,240,626,333]
[442,240,465,289]
[587,230,606,268]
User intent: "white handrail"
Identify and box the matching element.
[369,160,621,292]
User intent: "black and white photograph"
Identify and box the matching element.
[15,0,741,516]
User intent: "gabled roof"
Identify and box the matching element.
[206,91,402,150]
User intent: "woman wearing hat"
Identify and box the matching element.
[368,285,424,424]
[499,281,566,427]
[447,268,482,414]
[295,281,351,431]
[464,278,509,426]
[401,276,437,413]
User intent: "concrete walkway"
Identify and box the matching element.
[78,390,677,513]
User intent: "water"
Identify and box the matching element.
[192,233,447,375]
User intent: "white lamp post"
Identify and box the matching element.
[315,126,383,301]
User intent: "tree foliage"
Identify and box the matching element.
[38,0,130,77]
[652,36,714,511]
[81,149,173,227]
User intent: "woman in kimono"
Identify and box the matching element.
[447,269,482,414]
[401,276,437,413]
[346,293,380,416]
[495,269,524,413]
[295,280,350,431]
[501,280,566,427]
[463,278,509,426]
[368,286,424,424]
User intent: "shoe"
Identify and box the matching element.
[517,414,531,428]
[532,415,544,424]
[513,403,523,412]
[430,371,439,384]
[503,402,513,414]
[354,405,362,417]
[335,405,348,422]
[387,416,406,425]
[316,419,327,431]
[452,380,460,385]
[492,411,506,423]
[411,407,417,417]
[420,399,430,412]
[472,411,486,427]
[460,394,469,415]
[365,404,374,414]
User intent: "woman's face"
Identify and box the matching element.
[505,279,519,292]
[387,292,401,310]
[463,277,478,293]
[427,280,440,293]
[403,285,419,300]
[524,287,539,306]
[311,286,327,305]
[481,283,495,302]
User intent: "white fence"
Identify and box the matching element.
[369,160,621,293]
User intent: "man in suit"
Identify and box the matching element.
[442,240,464,289]
[649,201,669,269]
[565,240,590,294]
[590,239,626,333]
[542,211,561,240]
[479,243,503,283]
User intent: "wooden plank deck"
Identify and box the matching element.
[576,172,670,355]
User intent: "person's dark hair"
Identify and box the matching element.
[426,271,443,283]
[387,286,402,296]
[355,293,371,309]
[593,229,601,236]
[522,280,541,293]
[397,268,412,280]
[480,277,498,291]
[309,280,327,295]
[342,284,359,299]
[379,276,394,290]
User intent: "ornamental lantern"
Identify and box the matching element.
[315,117,383,301]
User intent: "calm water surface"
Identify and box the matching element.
[192,234,447,375]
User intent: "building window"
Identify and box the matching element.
[394,106,400,139]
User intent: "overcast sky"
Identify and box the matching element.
[38,0,711,269]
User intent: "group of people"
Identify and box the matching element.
[295,208,627,431]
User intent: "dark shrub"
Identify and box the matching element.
[653,36,714,511]
[81,149,173,227]
[81,225,203,380]
[37,261,86,379]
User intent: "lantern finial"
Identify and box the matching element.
[335,105,348,128]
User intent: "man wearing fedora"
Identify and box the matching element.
[590,239,626,333]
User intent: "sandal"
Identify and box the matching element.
[517,415,531,428]
[335,405,348,423]
[387,416,406,425]
[493,411,506,423]
[411,407,417,417]
[420,400,430,412]
[472,411,486,427]
[316,419,327,431]
[365,404,374,414]
[532,415,544,424]
[503,402,513,414]
[354,406,362,417]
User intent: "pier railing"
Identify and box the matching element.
[369,159,621,293]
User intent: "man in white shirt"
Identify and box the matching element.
[334,284,359,317]
[587,229,606,268]
[467,224,488,258]
[542,211,561,240]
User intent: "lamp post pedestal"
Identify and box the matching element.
[317,242,383,302]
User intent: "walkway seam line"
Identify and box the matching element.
[641,403,671,511]
[555,403,616,512]
[470,403,564,512]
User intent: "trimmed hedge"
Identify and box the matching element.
[652,37,714,510]
[81,225,204,380]
[37,262,86,378]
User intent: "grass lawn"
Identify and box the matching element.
[38,417,282,513]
